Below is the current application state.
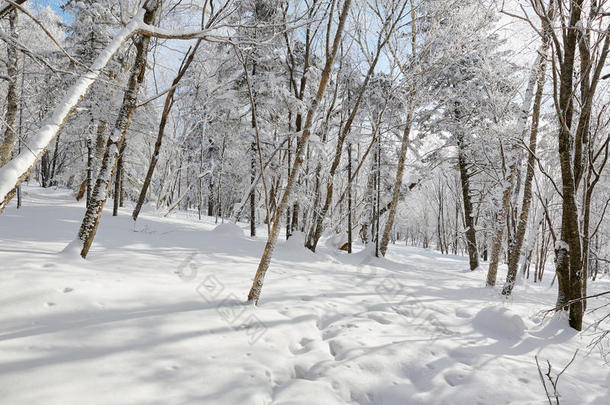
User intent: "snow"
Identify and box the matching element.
[0,186,608,405]
[555,240,570,252]
[213,222,245,238]
[472,306,526,340]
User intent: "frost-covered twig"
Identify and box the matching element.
[5,0,91,72]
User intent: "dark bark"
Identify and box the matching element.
[113,142,125,216]
[78,3,159,258]
[347,142,352,253]
[554,0,584,330]
[248,0,352,304]
[456,133,479,270]
[502,22,551,295]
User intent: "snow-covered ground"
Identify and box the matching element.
[0,186,608,405]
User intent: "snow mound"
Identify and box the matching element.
[285,231,307,250]
[324,232,348,250]
[59,238,85,260]
[472,306,525,340]
[278,231,318,261]
[213,222,244,238]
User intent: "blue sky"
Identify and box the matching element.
[32,0,72,23]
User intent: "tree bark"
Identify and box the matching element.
[113,142,125,216]
[502,27,551,294]
[247,0,352,304]
[77,3,159,258]
[0,9,18,168]
[379,110,412,256]
[456,132,479,270]
[131,41,201,221]
[347,142,352,253]
[554,0,584,330]
[486,55,540,286]
[250,142,256,236]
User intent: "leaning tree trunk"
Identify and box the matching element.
[379,0,418,257]
[502,29,551,295]
[77,4,159,258]
[0,9,18,168]
[247,0,352,304]
[379,110,412,256]
[305,1,406,252]
[132,41,201,222]
[486,55,540,286]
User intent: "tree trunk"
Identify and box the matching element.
[250,142,256,236]
[374,135,381,257]
[347,142,352,253]
[247,0,352,304]
[132,41,200,221]
[113,142,125,216]
[503,33,551,294]
[285,136,292,239]
[456,133,479,270]
[0,9,18,168]
[554,0,584,330]
[486,55,540,286]
[77,3,159,258]
[380,110,412,256]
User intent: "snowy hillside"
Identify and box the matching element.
[0,186,608,405]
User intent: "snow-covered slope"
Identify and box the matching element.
[0,186,608,404]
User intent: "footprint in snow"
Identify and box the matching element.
[367,312,393,325]
[289,337,315,355]
[62,287,74,293]
[45,302,56,307]
[455,307,472,318]
[442,363,472,387]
